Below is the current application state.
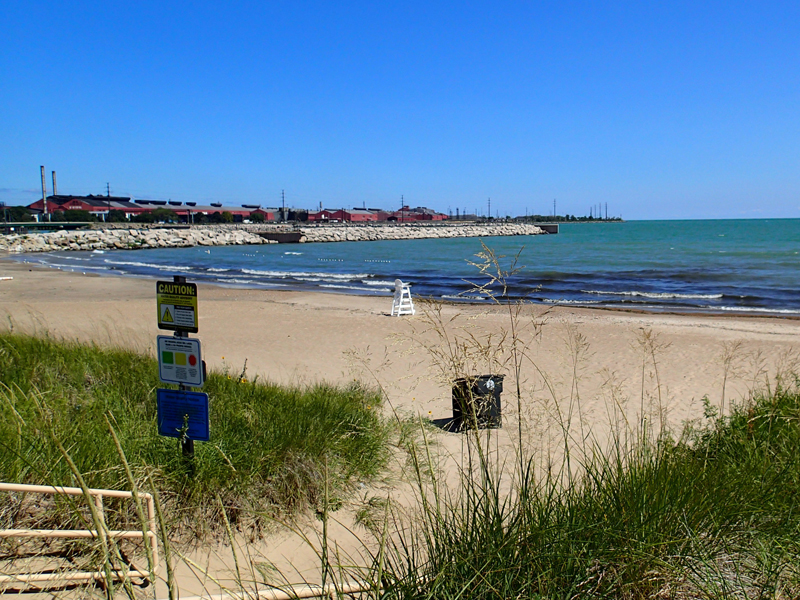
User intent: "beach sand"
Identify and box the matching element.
[2,257,799,595]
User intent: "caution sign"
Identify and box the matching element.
[156,280,198,332]
[157,335,204,387]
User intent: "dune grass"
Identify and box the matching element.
[376,382,800,598]
[0,332,390,535]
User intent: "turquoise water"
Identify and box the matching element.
[15,219,800,314]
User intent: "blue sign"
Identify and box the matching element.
[157,389,210,441]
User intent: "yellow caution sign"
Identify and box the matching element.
[156,280,198,332]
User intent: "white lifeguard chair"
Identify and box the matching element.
[391,279,415,316]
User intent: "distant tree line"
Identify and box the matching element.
[1,206,35,222]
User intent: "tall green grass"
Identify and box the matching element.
[378,386,800,598]
[0,333,389,535]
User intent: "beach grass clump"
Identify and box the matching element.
[0,332,389,535]
[378,385,800,599]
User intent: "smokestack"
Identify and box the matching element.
[40,166,48,219]
[52,171,57,196]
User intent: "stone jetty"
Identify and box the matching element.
[299,222,544,243]
[0,222,544,253]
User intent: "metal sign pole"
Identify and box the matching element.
[155,274,207,476]
[172,275,195,460]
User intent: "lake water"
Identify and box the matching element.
[14,219,800,315]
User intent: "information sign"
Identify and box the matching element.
[156,280,198,332]
[157,335,204,387]
[156,388,210,441]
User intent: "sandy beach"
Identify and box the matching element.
[2,256,799,595]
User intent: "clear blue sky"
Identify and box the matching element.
[2,1,799,219]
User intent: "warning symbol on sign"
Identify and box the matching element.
[156,280,199,333]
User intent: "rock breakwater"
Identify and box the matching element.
[0,226,272,253]
[298,222,544,243]
[0,222,544,253]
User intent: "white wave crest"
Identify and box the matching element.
[104,259,193,271]
[361,279,396,287]
[207,267,230,272]
[241,269,369,280]
[319,284,389,292]
[541,299,603,305]
[713,306,800,314]
[441,294,486,301]
[582,290,723,300]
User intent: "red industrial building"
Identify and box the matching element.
[307,206,446,223]
[26,193,447,224]
[27,195,278,223]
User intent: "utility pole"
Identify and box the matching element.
[605,202,608,220]
[106,183,111,222]
[40,166,48,221]
[487,197,491,220]
[553,199,556,219]
[400,195,404,222]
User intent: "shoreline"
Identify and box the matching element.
[5,252,799,320]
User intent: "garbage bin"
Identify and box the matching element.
[452,375,504,430]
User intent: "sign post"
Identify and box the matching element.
[156,275,207,463]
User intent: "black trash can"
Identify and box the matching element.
[452,375,504,430]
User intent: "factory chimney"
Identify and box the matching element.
[52,171,57,196]
[40,166,48,220]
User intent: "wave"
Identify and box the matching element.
[241,269,370,280]
[441,294,486,301]
[361,279,396,287]
[319,284,390,292]
[207,267,231,272]
[213,278,289,287]
[104,259,193,271]
[284,251,303,255]
[541,299,603,305]
[711,306,800,315]
[582,290,723,300]
[49,263,110,271]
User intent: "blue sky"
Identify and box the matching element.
[2,1,799,219]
